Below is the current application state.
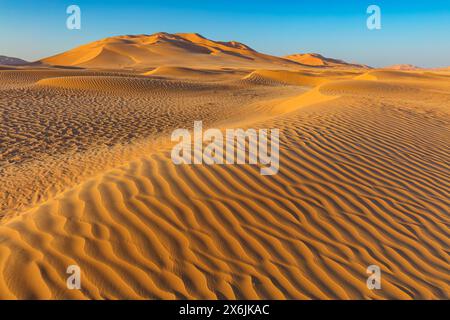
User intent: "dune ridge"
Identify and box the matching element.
[40,32,301,70]
[0,55,28,66]
[284,53,369,69]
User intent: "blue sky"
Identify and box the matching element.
[1,0,449,67]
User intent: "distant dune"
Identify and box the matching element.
[40,33,373,71]
[40,32,301,69]
[284,53,369,69]
[383,64,422,71]
[0,55,28,66]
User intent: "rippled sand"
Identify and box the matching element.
[0,66,449,299]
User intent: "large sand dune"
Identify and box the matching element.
[0,58,449,299]
[40,32,300,70]
[284,53,369,69]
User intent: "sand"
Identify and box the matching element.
[0,35,449,299]
[40,33,299,70]
[284,53,369,69]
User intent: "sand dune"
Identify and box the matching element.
[40,32,300,70]
[241,69,360,87]
[319,79,420,97]
[242,70,327,87]
[143,66,245,81]
[36,75,233,93]
[384,64,422,71]
[0,68,302,217]
[0,56,449,300]
[0,55,28,66]
[0,69,140,90]
[357,70,440,81]
[284,53,369,69]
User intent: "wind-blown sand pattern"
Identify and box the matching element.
[0,34,449,299]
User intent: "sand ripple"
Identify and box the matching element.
[0,68,449,299]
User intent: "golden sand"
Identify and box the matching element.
[0,34,449,299]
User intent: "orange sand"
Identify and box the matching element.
[0,33,449,299]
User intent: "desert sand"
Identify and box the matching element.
[0,33,449,299]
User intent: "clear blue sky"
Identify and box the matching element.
[1,0,449,67]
